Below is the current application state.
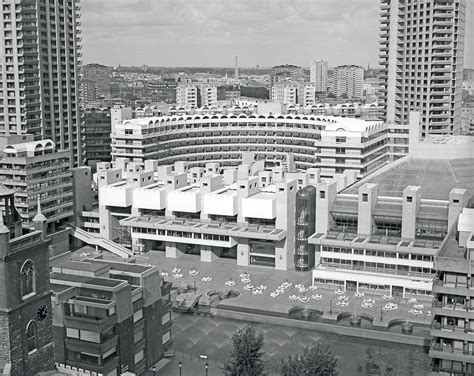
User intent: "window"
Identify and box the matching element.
[407,196,412,203]
[134,328,144,343]
[134,349,144,364]
[66,328,79,338]
[362,193,368,202]
[133,309,143,323]
[162,312,171,325]
[320,191,325,199]
[20,260,36,298]
[162,330,171,344]
[26,321,37,353]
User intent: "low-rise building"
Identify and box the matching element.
[51,256,173,376]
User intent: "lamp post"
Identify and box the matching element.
[152,366,156,376]
[205,361,209,376]
[380,306,383,322]
[330,298,333,315]
[179,361,182,376]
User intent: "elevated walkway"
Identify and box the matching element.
[69,225,133,258]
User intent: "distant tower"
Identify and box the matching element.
[234,56,239,82]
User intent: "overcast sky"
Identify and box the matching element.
[81,0,473,69]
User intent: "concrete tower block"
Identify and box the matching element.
[97,168,122,189]
[272,166,285,183]
[238,164,251,180]
[307,168,321,185]
[401,186,422,239]
[205,162,220,176]
[200,175,223,220]
[164,172,188,217]
[189,167,205,183]
[258,170,273,188]
[448,188,468,231]
[315,181,337,234]
[236,177,260,222]
[174,161,188,174]
[223,169,238,185]
[144,159,159,172]
[157,165,173,181]
[357,183,379,236]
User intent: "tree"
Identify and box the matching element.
[280,345,338,376]
[223,327,266,376]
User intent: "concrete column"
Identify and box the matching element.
[448,188,468,231]
[237,239,249,266]
[357,183,379,236]
[315,181,337,234]
[165,242,186,258]
[201,246,222,262]
[401,186,421,239]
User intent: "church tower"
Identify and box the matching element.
[0,186,54,375]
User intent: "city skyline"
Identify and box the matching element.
[81,0,474,69]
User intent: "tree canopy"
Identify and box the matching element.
[222,327,266,376]
[280,345,338,376]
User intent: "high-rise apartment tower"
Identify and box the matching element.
[0,0,82,165]
[379,0,466,136]
[310,60,328,92]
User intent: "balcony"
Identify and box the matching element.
[65,335,118,356]
[64,313,117,332]
[429,342,474,363]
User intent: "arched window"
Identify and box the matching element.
[20,260,36,298]
[26,321,37,353]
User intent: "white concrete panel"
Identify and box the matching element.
[167,187,201,213]
[99,183,132,207]
[133,186,166,210]
[203,190,238,216]
[241,194,276,219]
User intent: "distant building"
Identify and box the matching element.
[81,107,112,171]
[380,0,466,136]
[310,60,328,92]
[83,63,113,97]
[80,79,98,104]
[148,78,178,104]
[217,85,240,101]
[51,257,173,375]
[0,140,73,230]
[271,84,297,104]
[461,101,474,135]
[271,64,304,84]
[199,85,218,107]
[332,65,364,99]
[271,83,315,106]
[176,84,198,108]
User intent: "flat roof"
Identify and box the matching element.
[247,192,275,200]
[86,259,152,274]
[344,158,474,200]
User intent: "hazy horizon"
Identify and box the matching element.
[81,0,474,69]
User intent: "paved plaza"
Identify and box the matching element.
[133,251,433,328]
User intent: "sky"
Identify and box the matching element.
[81,0,473,69]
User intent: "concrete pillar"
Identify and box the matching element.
[275,179,297,270]
[165,242,186,258]
[237,239,249,266]
[357,183,379,236]
[448,188,468,231]
[201,246,222,262]
[401,186,421,239]
[315,181,337,234]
